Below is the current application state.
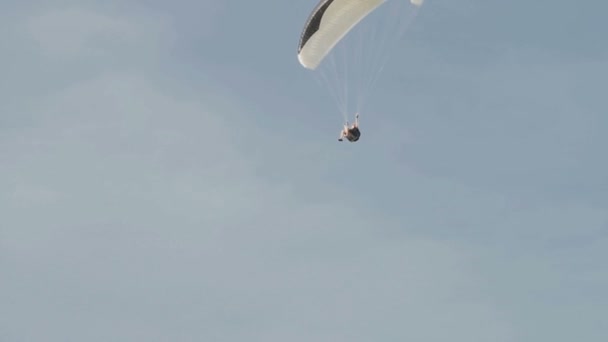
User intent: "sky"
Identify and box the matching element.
[1,0,607,341]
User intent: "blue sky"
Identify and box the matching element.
[1,0,606,341]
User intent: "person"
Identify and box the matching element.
[338,113,361,142]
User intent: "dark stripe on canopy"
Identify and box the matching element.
[298,0,336,53]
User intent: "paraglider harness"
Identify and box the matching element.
[344,126,360,142]
[338,113,360,142]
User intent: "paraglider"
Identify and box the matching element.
[296,0,423,141]
[338,113,361,142]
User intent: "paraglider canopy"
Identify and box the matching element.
[297,0,386,70]
[296,0,423,125]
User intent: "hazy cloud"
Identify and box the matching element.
[1,1,606,341]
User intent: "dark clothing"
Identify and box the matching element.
[345,127,360,142]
